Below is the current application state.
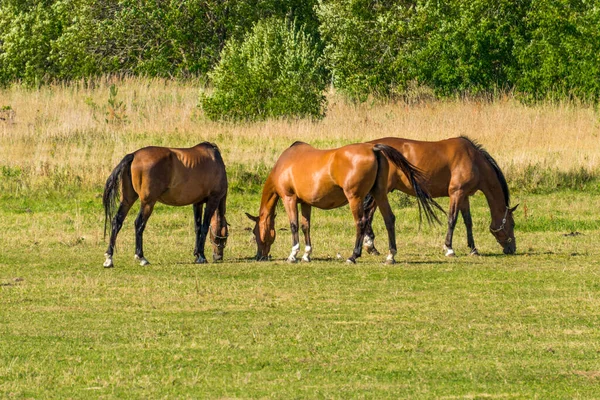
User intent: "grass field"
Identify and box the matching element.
[2,79,600,398]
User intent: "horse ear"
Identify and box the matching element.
[510,204,519,213]
[245,212,259,222]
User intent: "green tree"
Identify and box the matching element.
[201,18,327,121]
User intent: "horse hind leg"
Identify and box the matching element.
[443,192,463,257]
[134,201,155,266]
[193,202,206,263]
[346,196,369,264]
[362,195,381,256]
[370,191,397,265]
[104,192,137,268]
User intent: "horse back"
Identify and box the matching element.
[131,144,227,206]
[271,143,378,207]
[368,137,482,197]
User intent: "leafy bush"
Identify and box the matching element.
[317,0,600,102]
[0,0,320,84]
[317,0,417,101]
[513,0,600,102]
[201,18,327,121]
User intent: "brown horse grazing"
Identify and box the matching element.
[102,142,229,268]
[364,136,518,256]
[245,141,440,264]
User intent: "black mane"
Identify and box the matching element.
[289,141,307,148]
[460,136,510,206]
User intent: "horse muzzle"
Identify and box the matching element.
[503,241,516,255]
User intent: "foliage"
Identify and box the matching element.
[317,0,418,101]
[317,0,600,101]
[0,0,320,84]
[201,18,327,121]
[513,0,600,102]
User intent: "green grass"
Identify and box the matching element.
[2,189,600,398]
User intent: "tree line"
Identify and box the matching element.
[1,1,599,116]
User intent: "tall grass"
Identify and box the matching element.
[1,77,599,196]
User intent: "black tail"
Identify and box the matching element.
[373,144,444,225]
[103,153,135,239]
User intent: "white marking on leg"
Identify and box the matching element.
[135,254,150,266]
[288,243,300,263]
[363,236,374,248]
[443,245,455,257]
[385,249,396,264]
[301,245,312,262]
[103,254,114,268]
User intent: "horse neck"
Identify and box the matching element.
[212,197,227,230]
[479,163,508,224]
[259,177,279,224]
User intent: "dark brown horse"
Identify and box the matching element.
[245,141,439,264]
[102,142,229,268]
[364,136,517,256]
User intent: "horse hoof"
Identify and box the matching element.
[384,257,396,265]
[135,255,150,266]
[443,246,455,257]
[301,255,311,262]
[346,258,356,264]
[469,249,480,256]
[103,259,114,268]
[287,257,298,264]
[195,257,207,264]
[367,248,381,256]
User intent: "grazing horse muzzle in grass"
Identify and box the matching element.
[102,142,228,268]
[364,136,517,256]
[246,141,440,264]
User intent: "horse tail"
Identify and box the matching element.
[103,153,135,239]
[373,144,444,225]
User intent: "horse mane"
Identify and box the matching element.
[197,142,224,164]
[289,141,307,148]
[460,136,510,206]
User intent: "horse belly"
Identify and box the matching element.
[158,187,203,206]
[298,186,348,210]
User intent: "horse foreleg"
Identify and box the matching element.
[282,196,300,263]
[347,197,368,264]
[460,198,479,256]
[104,201,134,268]
[134,202,155,266]
[300,203,312,262]
[197,199,219,264]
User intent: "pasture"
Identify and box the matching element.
[2,79,600,398]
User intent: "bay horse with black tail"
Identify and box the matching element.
[102,142,229,268]
[364,136,518,256]
[245,141,440,264]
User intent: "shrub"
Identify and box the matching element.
[201,18,327,121]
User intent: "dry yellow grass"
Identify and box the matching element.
[1,77,599,192]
